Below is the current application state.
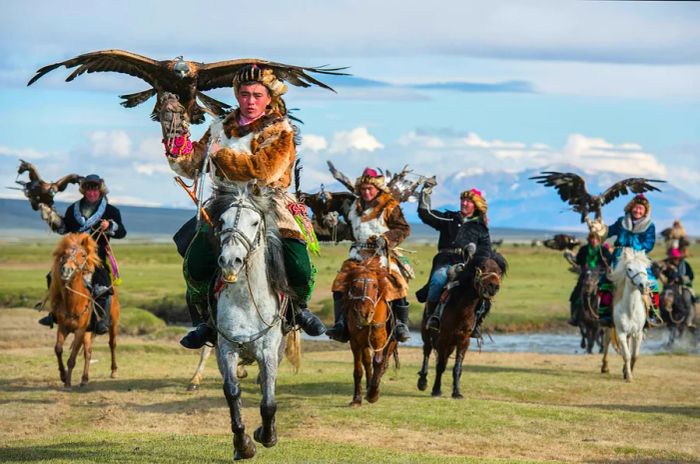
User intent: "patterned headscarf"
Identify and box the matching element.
[354,167,390,194]
[460,188,488,219]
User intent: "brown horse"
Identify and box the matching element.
[49,233,120,387]
[417,251,506,398]
[343,258,398,406]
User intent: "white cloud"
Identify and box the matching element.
[329,127,384,153]
[133,162,171,176]
[300,134,328,153]
[88,130,132,158]
[0,145,48,160]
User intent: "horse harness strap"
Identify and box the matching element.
[213,314,282,347]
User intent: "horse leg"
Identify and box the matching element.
[79,332,93,386]
[65,329,85,388]
[579,325,586,350]
[220,347,256,460]
[350,341,363,407]
[108,316,118,379]
[601,329,610,374]
[630,332,642,373]
[585,324,596,355]
[619,333,633,382]
[417,339,431,391]
[188,345,213,391]
[361,346,373,403]
[431,348,449,397]
[368,339,396,404]
[55,328,67,385]
[451,343,469,399]
[254,354,278,448]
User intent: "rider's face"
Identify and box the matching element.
[83,185,101,203]
[460,198,476,217]
[630,204,646,220]
[589,237,600,247]
[236,83,271,120]
[359,184,379,202]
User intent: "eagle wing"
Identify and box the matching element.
[27,49,163,88]
[51,174,83,193]
[600,177,665,206]
[327,161,355,193]
[197,58,349,92]
[530,171,591,212]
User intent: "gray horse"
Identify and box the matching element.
[208,183,297,460]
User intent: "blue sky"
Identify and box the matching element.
[1,1,698,228]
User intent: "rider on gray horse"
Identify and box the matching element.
[416,183,492,338]
[162,65,326,349]
[38,174,127,334]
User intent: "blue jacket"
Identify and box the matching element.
[607,215,655,259]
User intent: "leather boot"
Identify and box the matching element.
[38,312,55,328]
[427,301,443,331]
[471,300,491,338]
[326,292,349,343]
[180,293,216,349]
[294,303,326,336]
[392,299,410,342]
[94,294,112,335]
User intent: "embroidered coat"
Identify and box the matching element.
[331,192,410,301]
[167,109,303,241]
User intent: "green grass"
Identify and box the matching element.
[1,241,698,332]
[0,308,698,463]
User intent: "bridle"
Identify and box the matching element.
[216,198,265,267]
[347,277,382,327]
[474,267,501,300]
[60,246,90,283]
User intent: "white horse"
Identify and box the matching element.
[208,184,297,460]
[601,248,651,382]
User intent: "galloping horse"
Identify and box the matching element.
[576,268,603,354]
[342,258,398,406]
[207,183,299,461]
[418,250,506,398]
[50,232,119,387]
[601,248,650,382]
[660,277,695,347]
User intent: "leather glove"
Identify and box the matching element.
[158,92,190,138]
[465,242,477,257]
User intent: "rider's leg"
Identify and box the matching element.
[568,280,581,326]
[180,224,218,349]
[326,291,349,343]
[392,298,411,342]
[426,266,449,330]
[92,267,113,335]
[38,271,56,327]
[281,238,325,336]
[647,275,662,326]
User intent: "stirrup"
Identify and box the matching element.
[427,316,440,332]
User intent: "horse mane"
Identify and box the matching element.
[49,233,101,308]
[457,249,508,288]
[208,186,293,297]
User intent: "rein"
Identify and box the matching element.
[473,268,501,300]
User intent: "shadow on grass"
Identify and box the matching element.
[0,377,189,394]
[578,403,700,419]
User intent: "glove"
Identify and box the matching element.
[465,242,477,257]
[158,92,190,138]
[421,176,437,195]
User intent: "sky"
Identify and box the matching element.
[1,1,698,229]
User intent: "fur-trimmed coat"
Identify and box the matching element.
[167,109,303,240]
[332,192,410,301]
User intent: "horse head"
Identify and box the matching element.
[582,268,600,295]
[462,250,507,300]
[209,182,271,284]
[53,233,100,283]
[614,248,651,293]
[344,259,389,328]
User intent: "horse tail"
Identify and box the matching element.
[285,330,302,374]
[609,327,621,354]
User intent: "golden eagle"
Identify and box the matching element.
[16,159,82,210]
[27,49,348,124]
[530,171,665,222]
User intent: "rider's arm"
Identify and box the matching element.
[639,223,656,253]
[606,218,622,240]
[575,246,587,267]
[417,190,450,231]
[383,203,410,248]
[105,206,127,239]
[211,122,295,185]
[165,129,210,179]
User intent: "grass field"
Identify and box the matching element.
[0,308,698,463]
[1,240,697,332]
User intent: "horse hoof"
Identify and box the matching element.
[110,371,117,379]
[187,384,199,392]
[349,400,361,407]
[236,366,248,379]
[59,372,66,383]
[452,392,464,399]
[253,426,277,448]
[431,390,442,397]
[366,391,379,404]
[233,434,256,460]
[417,377,427,391]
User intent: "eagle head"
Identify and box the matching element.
[173,57,190,78]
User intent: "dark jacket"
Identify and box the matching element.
[62,198,127,261]
[575,244,613,273]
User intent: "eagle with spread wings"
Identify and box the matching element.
[27,49,348,124]
[529,171,665,223]
[15,159,82,210]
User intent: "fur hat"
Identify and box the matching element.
[355,167,389,193]
[79,174,108,196]
[624,193,651,216]
[460,188,488,217]
[232,65,288,97]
